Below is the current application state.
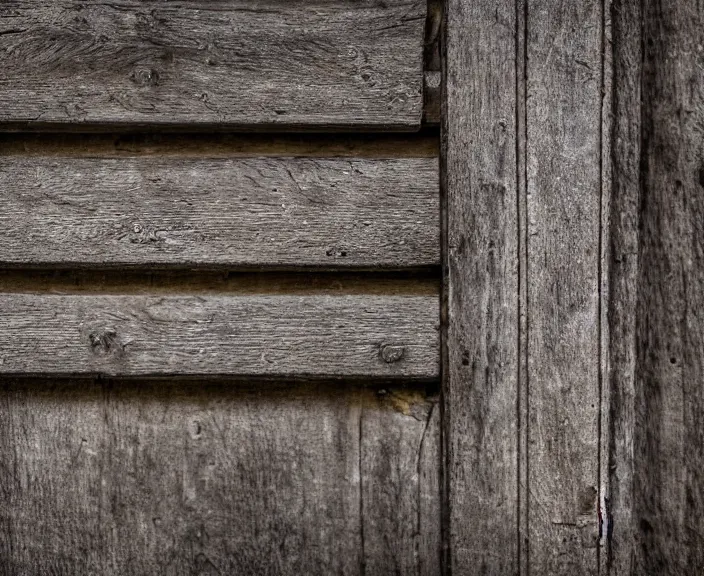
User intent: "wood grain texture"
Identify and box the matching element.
[444,0,519,573]
[361,389,440,575]
[526,0,604,572]
[0,0,426,130]
[0,293,439,378]
[631,1,704,573]
[0,380,440,575]
[606,0,640,572]
[0,155,439,269]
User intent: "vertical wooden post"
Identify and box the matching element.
[443,1,520,573]
[444,1,608,573]
[524,2,606,573]
[607,0,704,573]
[606,0,641,573]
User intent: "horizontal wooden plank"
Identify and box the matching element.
[0,0,426,130]
[0,380,440,575]
[0,156,439,269]
[0,293,439,377]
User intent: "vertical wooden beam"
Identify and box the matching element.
[630,1,704,573]
[447,0,703,572]
[443,0,519,574]
[606,0,641,573]
[599,2,614,573]
[524,0,606,572]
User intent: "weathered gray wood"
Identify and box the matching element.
[599,3,613,573]
[628,1,704,573]
[516,3,529,570]
[0,380,440,575]
[444,0,519,574]
[361,389,440,575]
[605,0,640,573]
[0,0,426,130]
[0,155,439,269]
[526,1,604,572]
[0,293,439,378]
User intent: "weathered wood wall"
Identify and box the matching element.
[0,379,440,575]
[3,0,702,572]
[445,0,704,574]
[608,0,704,574]
[0,1,442,574]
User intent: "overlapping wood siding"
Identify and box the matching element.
[0,136,439,269]
[0,0,427,130]
[0,1,442,574]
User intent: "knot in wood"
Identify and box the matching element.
[380,343,405,364]
[88,328,122,356]
[131,68,160,87]
[129,222,160,244]
[325,246,348,258]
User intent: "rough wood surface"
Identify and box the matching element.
[0,380,440,575]
[0,293,439,378]
[444,0,519,573]
[606,0,640,573]
[0,155,439,269]
[629,1,704,573]
[0,0,426,130]
[526,1,604,572]
[361,388,440,575]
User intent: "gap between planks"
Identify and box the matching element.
[0,132,439,158]
[0,270,439,296]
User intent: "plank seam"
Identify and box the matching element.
[359,407,367,576]
[517,0,530,573]
[597,0,608,572]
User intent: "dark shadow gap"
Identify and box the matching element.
[0,376,441,399]
[0,130,440,158]
[0,268,441,295]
